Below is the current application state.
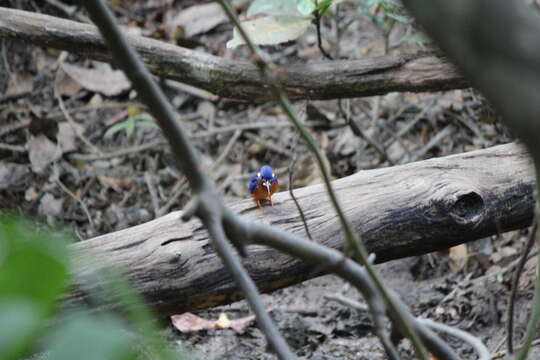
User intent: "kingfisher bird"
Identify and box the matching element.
[248,165,278,208]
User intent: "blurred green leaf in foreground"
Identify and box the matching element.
[0,215,188,360]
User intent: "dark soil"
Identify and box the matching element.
[1,1,538,359]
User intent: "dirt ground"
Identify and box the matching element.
[1,1,538,359]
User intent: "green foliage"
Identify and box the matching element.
[295,0,316,15]
[0,216,187,360]
[0,217,69,360]
[357,0,412,28]
[104,105,157,139]
[236,0,418,49]
[247,0,301,17]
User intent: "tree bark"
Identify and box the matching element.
[0,7,467,102]
[67,143,535,317]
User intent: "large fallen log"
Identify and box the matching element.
[67,143,535,316]
[0,7,467,102]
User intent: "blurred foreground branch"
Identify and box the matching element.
[399,0,540,358]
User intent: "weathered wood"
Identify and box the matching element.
[0,7,467,102]
[67,143,535,316]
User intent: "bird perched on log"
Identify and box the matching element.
[248,165,278,208]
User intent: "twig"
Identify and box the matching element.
[493,338,540,359]
[165,79,218,102]
[244,132,293,157]
[55,81,102,155]
[409,125,455,162]
[288,137,313,241]
[144,172,160,218]
[0,118,31,137]
[68,122,300,161]
[324,294,400,360]
[348,116,395,165]
[52,165,95,232]
[0,143,26,152]
[216,1,437,359]
[229,214,459,360]
[157,129,242,217]
[314,1,333,60]
[507,220,538,353]
[82,3,295,357]
[324,293,369,312]
[69,139,166,161]
[418,318,490,360]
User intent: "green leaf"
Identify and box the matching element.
[125,118,136,137]
[133,113,158,128]
[45,314,137,360]
[247,0,301,17]
[0,299,41,360]
[0,217,69,313]
[295,0,316,15]
[385,12,411,23]
[227,15,311,48]
[316,0,334,16]
[0,216,70,360]
[104,121,129,139]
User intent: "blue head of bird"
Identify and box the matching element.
[248,165,277,194]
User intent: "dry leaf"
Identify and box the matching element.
[38,193,64,217]
[171,313,215,333]
[57,122,83,153]
[167,3,227,38]
[55,69,83,97]
[0,162,30,190]
[61,62,131,97]
[214,313,231,329]
[171,312,256,334]
[228,314,256,333]
[227,15,311,48]
[5,71,33,96]
[448,244,468,272]
[28,134,62,173]
[24,186,39,201]
[97,176,135,192]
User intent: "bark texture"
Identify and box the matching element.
[67,143,535,316]
[0,7,467,102]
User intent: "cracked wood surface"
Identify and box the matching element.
[0,7,467,102]
[67,143,535,316]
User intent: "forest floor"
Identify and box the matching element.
[1,1,538,359]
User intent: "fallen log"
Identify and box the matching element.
[67,143,535,316]
[0,7,467,102]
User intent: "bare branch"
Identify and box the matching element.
[82,1,294,358]
[0,7,467,102]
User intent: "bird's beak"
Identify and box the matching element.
[263,181,270,195]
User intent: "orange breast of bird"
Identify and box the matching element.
[251,181,279,201]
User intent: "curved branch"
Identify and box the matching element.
[0,7,467,102]
[83,1,294,358]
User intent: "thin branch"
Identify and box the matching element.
[507,220,537,354]
[418,318,490,360]
[83,1,295,358]
[216,1,433,359]
[225,213,459,360]
[314,1,333,60]
[288,139,313,241]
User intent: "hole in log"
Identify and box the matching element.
[449,191,485,223]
